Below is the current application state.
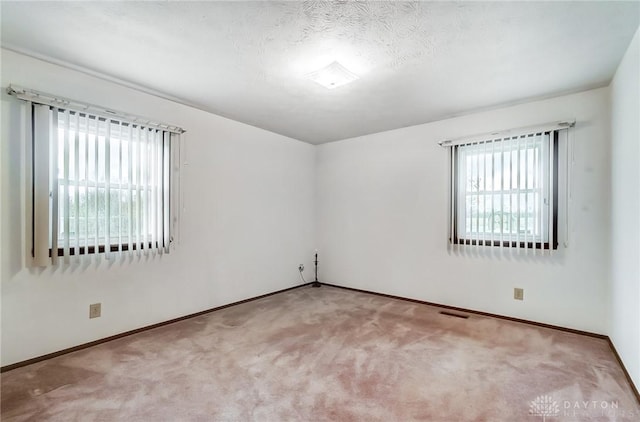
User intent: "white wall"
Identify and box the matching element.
[317,87,611,334]
[1,43,634,375]
[610,28,640,389]
[0,50,316,366]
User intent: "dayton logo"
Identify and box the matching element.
[529,395,560,421]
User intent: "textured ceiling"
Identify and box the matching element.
[2,1,639,144]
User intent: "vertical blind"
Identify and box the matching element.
[441,121,573,254]
[29,102,181,266]
[452,132,554,251]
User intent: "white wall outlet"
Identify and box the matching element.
[89,303,101,319]
[298,264,304,272]
[514,288,524,301]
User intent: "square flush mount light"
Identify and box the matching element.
[305,61,359,89]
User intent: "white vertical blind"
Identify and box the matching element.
[524,135,530,251]
[514,137,522,250]
[156,131,163,252]
[105,120,111,259]
[151,129,156,251]
[136,124,143,256]
[450,131,556,253]
[32,104,50,267]
[25,103,34,265]
[84,113,90,254]
[63,109,70,262]
[474,144,480,249]
[499,138,505,249]
[93,116,100,255]
[51,109,60,265]
[490,139,495,247]
[28,105,181,266]
[534,135,544,251]
[117,121,122,254]
[156,131,162,252]
[127,123,134,254]
[482,140,487,247]
[449,145,455,246]
[509,138,514,247]
[142,127,149,255]
[74,112,80,256]
[548,132,555,251]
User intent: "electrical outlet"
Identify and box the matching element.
[89,303,101,319]
[514,288,524,301]
[298,264,304,272]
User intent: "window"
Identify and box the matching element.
[16,86,183,266]
[446,127,565,251]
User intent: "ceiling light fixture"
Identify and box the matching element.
[305,61,359,89]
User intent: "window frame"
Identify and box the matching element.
[26,101,182,266]
[449,130,559,250]
[51,112,170,255]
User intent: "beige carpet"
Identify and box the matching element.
[2,285,638,421]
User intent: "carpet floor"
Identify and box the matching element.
[1,285,638,421]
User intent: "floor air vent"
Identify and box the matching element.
[439,311,469,319]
